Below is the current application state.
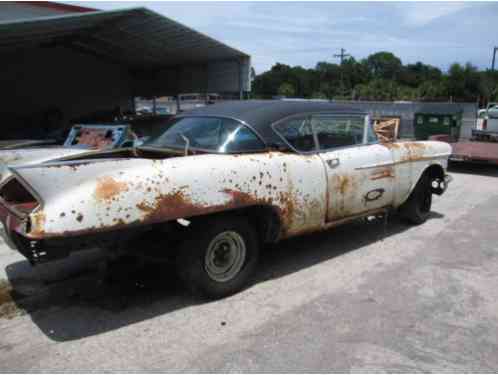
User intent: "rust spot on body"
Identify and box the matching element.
[370,168,395,180]
[137,190,205,223]
[95,177,128,202]
[333,174,354,195]
[30,211,46,236]
[382,142,401,149]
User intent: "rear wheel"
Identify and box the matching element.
[176,215,259,299]
[399,174,432,225]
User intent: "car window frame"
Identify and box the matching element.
[144,115,268,154]
[272,114,318,154]
[271,112,373,155]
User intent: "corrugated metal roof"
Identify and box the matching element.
[0,7,249,70]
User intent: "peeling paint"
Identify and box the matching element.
[370,168,395,180]
[30,211,46,236]
[95,177,128,202]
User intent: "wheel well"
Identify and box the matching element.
[233,205,282,244]
[190,205,281,244]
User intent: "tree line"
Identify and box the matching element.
[251,51,498,104]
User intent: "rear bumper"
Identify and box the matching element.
[1,200,94,264]
[1,203,145,265]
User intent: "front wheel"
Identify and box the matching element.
[399,174,432,225]
[176,215,259,299]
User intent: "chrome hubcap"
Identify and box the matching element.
[205,231,246,282]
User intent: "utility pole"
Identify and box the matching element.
[333,48,351,99]
[492,47,498,71]
[334,48,351,65]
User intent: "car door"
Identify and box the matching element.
[311,113,395,222]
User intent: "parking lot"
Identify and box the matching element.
[0,162,498,372]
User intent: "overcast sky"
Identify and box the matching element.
[68,1,498,74]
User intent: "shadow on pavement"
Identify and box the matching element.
[448,161,498,177]
[2,212,445,342]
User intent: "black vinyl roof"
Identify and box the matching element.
[178,100,366,146]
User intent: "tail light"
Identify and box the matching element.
[0,178,39,214]
[482,119,487,130]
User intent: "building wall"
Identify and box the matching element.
[134,58,251,98]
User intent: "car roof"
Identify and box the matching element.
[176,100,366,146]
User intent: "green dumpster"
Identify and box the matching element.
[414,112,462,141]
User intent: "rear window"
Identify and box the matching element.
[144,117,265,153]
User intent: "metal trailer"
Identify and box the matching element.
[430,104,498,165]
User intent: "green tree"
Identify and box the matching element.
[418,80,447,101]
[399,62,442,87]
[364,52,402,80]
[251,51,491,103]
[478,71,498,102]
[278,82,296,97]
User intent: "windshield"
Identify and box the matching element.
[144,117,265,153]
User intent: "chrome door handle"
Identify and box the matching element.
[326,158,340,168]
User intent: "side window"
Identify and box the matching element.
[311,115,365,150]
[274,116,316,152]
[218,120,265,152]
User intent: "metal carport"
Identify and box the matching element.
[0,6,251,138]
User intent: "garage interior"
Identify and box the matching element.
[0,4,251,140]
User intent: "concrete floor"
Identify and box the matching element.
[1,162,498,372]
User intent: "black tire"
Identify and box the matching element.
[399,174,432,225]
[176,215,259,299]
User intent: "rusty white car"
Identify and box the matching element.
[0,101,452,298]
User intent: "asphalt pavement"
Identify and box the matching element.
[1,162,498,372]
